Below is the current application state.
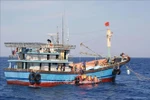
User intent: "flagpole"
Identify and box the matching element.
[108,26,111,59]
[108,46,111,59]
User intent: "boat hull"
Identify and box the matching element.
[4,68,115,87]
[6,77,115,87]
[4,57,130,87]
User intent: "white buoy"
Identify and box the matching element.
[127,69,130,75]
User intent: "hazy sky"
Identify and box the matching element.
[1,1,150,57]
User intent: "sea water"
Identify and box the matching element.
[0,57,150,100]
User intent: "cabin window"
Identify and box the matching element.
[17,62,22,69]
[56,55,59,59]
[27,62,31,69]
[48,63,51,71]
[64,51,66,59]
[25,62,27,69]
[40,63,42,70]
[47,55,50,60]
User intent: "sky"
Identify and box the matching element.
[0,0,150,57]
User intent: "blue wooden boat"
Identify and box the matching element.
[3,44,130,87]
[3,23,130,87]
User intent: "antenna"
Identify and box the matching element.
[67,28,69,44]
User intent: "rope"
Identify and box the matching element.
[80,43,102,58]
[70,29,105,35]
[80,52,100,57]
[126,66,150,81]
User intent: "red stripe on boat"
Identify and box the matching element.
[7,81,71,87]
[101,77,115,82]
[6,77,115,87]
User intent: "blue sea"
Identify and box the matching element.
[0,57,150,100]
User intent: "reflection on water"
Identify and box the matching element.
[79,83,99,89]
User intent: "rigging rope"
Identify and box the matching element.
[70,29,105,35]
[80,43,102,58]
[126,66,150,81]
[80,52,99,57]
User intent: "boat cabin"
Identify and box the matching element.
[5,42,76,72]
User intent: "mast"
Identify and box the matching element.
[66,10,69,44]
[67,28,69,44]
[56,26,59,44]
[62,13,64,45]
[105,22,112,59]
[66,15,69,44]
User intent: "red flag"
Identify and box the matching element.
[105,22,109,27]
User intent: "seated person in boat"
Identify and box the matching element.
[93,76,99,83]
[81,74,87,81]
[78,75,93,84]
[74,75,81,84]
[87,76,92,81]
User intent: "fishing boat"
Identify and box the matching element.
[4,22,130,87]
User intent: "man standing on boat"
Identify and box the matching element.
[82,61,86,71]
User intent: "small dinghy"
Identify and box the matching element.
[74,74,101,85]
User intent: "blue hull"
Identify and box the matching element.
[4,68,115,87]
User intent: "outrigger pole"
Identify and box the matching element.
[105,22,112,59]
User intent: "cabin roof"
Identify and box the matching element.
[8,59,73,63]
[4,42,76,50]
